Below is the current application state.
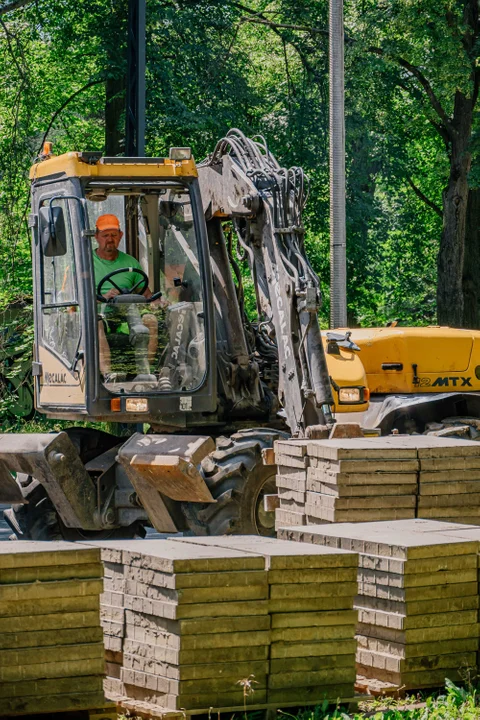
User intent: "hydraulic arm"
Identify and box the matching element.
[198,129,333,436]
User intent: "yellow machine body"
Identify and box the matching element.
[322,335,369,413]
[29,151,198,180]
[350,326,480,394]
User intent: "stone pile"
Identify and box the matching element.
[274,438,418,528]
[279,519,480,690]
[274,439,309,528]
[97,539,271,712]
[173,536,358,705]
[275,436,480,528]
[416,441,480,525]
[0,541,105,716]
[97,536,359,714]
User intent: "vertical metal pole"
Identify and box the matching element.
[329,0,347,328]
[126,0,146,156]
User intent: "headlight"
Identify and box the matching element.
[169,147,192,160]
[126,398,149,413]
[338,387,362,403]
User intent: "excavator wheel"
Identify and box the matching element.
[4,427,145,541]
[182,428,288,536]
[5,475,63,541]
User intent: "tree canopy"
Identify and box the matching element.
[0,0,478,329]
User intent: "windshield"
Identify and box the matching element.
[86,185,206,395]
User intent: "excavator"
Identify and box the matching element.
[2,129,480,541]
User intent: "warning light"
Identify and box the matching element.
[41,141,53,158]
[110,398,121,412]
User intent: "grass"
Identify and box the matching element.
[278,681,480,720]
[116,681,480,720]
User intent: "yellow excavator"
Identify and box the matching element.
[1,130,480,541]
[323,325,480,436]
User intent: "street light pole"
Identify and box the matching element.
[125,0,146,157]
[329,0,347,328]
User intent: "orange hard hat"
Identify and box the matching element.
[96,214,120,231]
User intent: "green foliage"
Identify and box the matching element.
[0,299,34,419]
[266,680,480,720]
[0,0,477,424]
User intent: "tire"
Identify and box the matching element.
[182,428,288,536]
[4,428,146,541]
[4,475,63,541]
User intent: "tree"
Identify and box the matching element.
[350,0,479,326]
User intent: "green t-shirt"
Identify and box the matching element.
[93,250,144,296]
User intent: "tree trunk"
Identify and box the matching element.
[105,76,126,156]
[437,92,473,327]
[462,188,480,328]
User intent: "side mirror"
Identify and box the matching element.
[39,205,67,257]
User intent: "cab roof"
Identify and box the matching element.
[29,152,198,181]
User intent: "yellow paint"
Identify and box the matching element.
[322,336,369,413]
[334,326,480,395]
[29,153,198,180]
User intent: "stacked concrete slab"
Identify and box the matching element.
[305,439,418,523]
[275,440,309,528]
[171,536,358,705]
[275,438,418,526]
[279,519,480,689]
[275,436,480,527]
[95,539,271,712]
[0,541,105,716]
[101,555,126,683]
[416,441,480,524]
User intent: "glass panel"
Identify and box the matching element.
[42,200,77,306]
[86,194,126,253]
[42,307,81,367]
[88,187,206,393]
[41,198,82,368]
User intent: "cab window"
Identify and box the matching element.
[86,186,206,394]
[41,198,82,368]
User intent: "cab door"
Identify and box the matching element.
[35,194,87,412]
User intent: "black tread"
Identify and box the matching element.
[5,477,63,541]
[182,428,288,536]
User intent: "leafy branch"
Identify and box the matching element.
[37,77,106,154]
[406,177,442,217]
[368,46,455,138]
[0,0,33,16]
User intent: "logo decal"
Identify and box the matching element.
[273,275,291,359]
[44,372,67,384]
[413,375,473,388]
[431,376,472,388]
[171,311,186,361]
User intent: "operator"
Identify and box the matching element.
[93,213,160,376]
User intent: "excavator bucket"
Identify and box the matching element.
[0,432,101,529]
[117,433,215,502]
[116,434,216,534]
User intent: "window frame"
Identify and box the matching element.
[86,182,210,396]
[39,194,84,371]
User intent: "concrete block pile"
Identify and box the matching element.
[172,536,358,705]
[417,442,480,524]
[0,542,105,716]
[275,436,480,528]
[98,539,271,711]
[96,536,359,715]
[279,519,480,690]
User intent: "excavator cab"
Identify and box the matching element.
[31,149,216,426]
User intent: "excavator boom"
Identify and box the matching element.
[198,130,333,436]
